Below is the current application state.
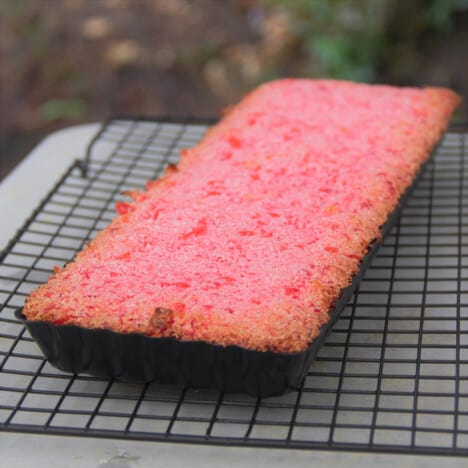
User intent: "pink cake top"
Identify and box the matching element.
[23,79,460,352]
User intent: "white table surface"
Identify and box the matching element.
[0,123,466,467]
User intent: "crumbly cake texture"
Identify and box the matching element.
[23,79,460,353]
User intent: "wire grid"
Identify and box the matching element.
[1,118,468,455]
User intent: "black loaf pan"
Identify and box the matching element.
[15,158,429,398]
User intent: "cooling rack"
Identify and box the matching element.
[1,117,468,456]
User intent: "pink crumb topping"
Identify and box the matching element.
[23,79,460,352]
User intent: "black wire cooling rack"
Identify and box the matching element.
[1,117,468,456]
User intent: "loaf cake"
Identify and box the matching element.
[23,79,460,354]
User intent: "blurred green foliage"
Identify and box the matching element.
[39,99,87,122]
[266,0,468,82]
[428,0,468,31]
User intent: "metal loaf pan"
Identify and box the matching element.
[15,157,428,398]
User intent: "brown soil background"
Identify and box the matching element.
[1,0,467,180]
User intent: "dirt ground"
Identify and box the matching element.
[1,0,467,180]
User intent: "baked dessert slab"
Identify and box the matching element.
[20,79,460,394]
[15,174,419,396]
